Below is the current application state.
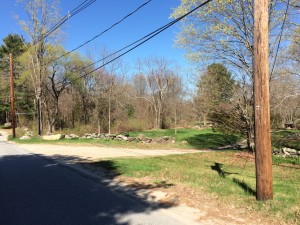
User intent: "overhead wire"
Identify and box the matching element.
[35,0,96,44]
[55,0,213,89]
[49,0,152,64]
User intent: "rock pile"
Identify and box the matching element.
[18,129,179,145]
[66,133,177,144]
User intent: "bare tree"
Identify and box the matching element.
[136,57,182,129]
[18,0,62,135]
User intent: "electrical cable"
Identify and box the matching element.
[50,0,152,63]
[35,0,96,44]
[56,0,213,89]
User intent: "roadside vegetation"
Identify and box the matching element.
[7,128,240,150]
[272,130,300,150]
[88,151,300,224]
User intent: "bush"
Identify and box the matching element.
[113,119,152,133]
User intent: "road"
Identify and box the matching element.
[0,135,202,225]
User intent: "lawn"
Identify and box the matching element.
[88,152,300,224]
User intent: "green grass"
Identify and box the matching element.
[89,152,300,224]
[272,130,300,150]
[126,128,240,149]
[273,155,300,165]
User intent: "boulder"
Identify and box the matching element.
[65,134,79,140]
[126,137,136,142]
[3,122,12,128]
[181,140,189,145]
[282,147,299,155]
[20,135,31,140]
[42,134,65,141]
[137,134,146,141]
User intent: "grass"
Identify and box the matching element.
[8,128,240,150]
[126,128,240,149]
[90,152,300,224]
[272,130,300,150]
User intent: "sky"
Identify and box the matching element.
[0,0,192,75]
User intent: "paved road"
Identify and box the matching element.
[0,136,201,225]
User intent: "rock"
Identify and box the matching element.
[143,138,152,143]
[20,135,31,140]
[91,133,98,138]
[282,147,299,155]
[105,134,116,139]
[65,134,79,140]
[98,134,106,139]
[126,137,136,142]
[181,140,189,145]
[3,122,12,128]
[42,134,65,140]
[23,127,33,137]
[154,137,165,144]
[171,140,176,144]
[116,134,127,141]
[163,136,170,141]
[137,134,146,141]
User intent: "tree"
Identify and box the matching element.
[0,34,26,71]
[0,34,28,124]
[136,57,182,129]
[172,0,298,149]
[171,0,297,80]
[18,0,62,135]
[195,63,234,126]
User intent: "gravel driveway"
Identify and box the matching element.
[0,129,202,163]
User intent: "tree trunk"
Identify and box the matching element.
[108,93,111,134]
[98,119,101,134]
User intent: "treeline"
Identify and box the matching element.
[0,35,191,134]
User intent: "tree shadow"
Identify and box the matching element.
[0,151,177,225]
[210,162,238,178]
[210,162,255,196]
[232,178,256,196]
[185,133,239,149]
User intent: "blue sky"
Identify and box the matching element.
[0,0,191,74]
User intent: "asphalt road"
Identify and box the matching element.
[0,136,200,225]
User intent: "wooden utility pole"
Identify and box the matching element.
[9,53,16,138]
[254,0,273,200]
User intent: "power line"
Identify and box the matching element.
[49,0,152,64]
[56,15,176,78]
[35,0,96,44]
[56,0,213,89]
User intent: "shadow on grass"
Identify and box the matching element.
[87,160,174,190]
[232,178,256,196]
[211,162,255,196]
[186,133,239,149]
[210,162,238,178]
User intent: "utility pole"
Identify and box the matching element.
[9,53,16,138]
[254,0,273,200]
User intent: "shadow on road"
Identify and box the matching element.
[0,153,176,225]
